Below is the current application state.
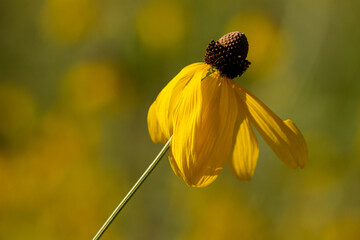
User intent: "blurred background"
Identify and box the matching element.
[0,0,359,239]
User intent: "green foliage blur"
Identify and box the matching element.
[1,0,359,239]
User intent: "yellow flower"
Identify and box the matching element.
[148,32,308,187]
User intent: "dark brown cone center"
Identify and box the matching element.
[204,31,250,79]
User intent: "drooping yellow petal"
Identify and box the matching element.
[147,63,209,144]
[168,146,182,177]
[283,119,308,166]
[228,107,259,180]
[171,72,238,187]
[234,83,308,168]
[147,103,165,143]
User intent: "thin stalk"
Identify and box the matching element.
[92,137,172,240]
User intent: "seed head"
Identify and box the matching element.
[204,31,250,79]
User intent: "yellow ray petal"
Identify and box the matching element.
[171,72,238,187]
[228,108,259,180]
[147,102,165,143]
[168,146,182,177]
[235,83,307,169]
[283,119,308,166]
[147,63,209,144]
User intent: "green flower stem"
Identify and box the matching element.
[92,136,172,240]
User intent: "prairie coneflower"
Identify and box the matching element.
[148,31,308,187]
[92,31,308,239]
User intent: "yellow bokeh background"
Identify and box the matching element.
[136,0,187,54]
[39,0,98,44]
[0,0,359,239]
[225,11,285,79]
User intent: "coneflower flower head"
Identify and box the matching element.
[92,32,308,239]
[148,31,308,187]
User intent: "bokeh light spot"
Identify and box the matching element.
[136,0,186,53]
[61,61,121,113]
[39,0,98,44]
